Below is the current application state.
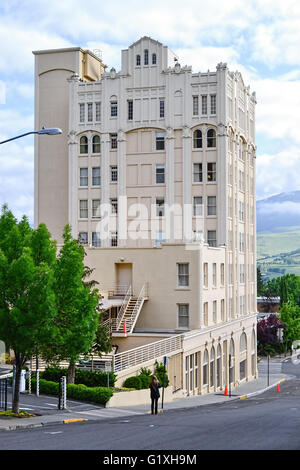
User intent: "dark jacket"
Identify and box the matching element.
[149,381,161,399]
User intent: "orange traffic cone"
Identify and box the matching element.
[277,383,280,392]
[224,385,228,396]
[123,322,126,334]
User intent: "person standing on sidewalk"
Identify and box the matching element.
[149,375,161,415]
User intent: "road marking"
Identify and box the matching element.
[44,431,63,435]
[64,418,88,424]
[240,395,248,400]
[45,403,58,407]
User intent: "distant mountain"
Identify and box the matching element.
[257,190,300,233]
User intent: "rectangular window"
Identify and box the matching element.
[156,131,165,150]
[92,232,101,248]
[156,165,165,184]
[195,353,198,389]
[221,299,225,321]
[207,196,216,216]
[207,162,216,182]
[110,101,118,117]
[95,102,101,122]
[155,231,165,247]
[240,264,245,283]
[79,168,88,186]
[201,95,207,115]
[239,201,244,221]
[213,300,217,323]
[203,263,208,287]
[111,231,118,247]
[178,263,189,287]
[110,198,118,214]
[87,103,93,122]
[203,302,208,326]
[79,200,88,219]
[79,103,85,123]
[159,98,165,118]
[92,199,101,218]
[193,196,203,216]
[128,100,133,120]
[221,263,225,285]
[210,95,216,114]
[178,304,189,329]
[208,230,217,247]
[156,197,164,217]
[193,163,202,183]
[110,133,118,149]
[212,263,217,286]
[193,96,199,116]
[78,232,88,245]
[92,167,101,186]
[111,166,118,182]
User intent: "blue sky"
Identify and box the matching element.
[0,0,300,222]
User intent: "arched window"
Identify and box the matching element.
[92,135,101,154]
[152,53,157,65]
[207,128,216,148]
[136,54,141,66]
[251,330,256,376]
[240,333,247,353]
[240,333,247,381]
[203,349,208,386]
[144,49,149,65]
[217,345,221,388]
[80,135,88,154]
[210,347,215,388]
[193,129,202,149]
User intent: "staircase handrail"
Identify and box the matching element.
[116,285,132,330]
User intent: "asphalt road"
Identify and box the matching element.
[0,375,300,450]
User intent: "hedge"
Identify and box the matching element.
[31,378,113,404]
[123,376,142,390]
[41,366,116,388]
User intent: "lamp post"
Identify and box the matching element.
[0,127,62,145]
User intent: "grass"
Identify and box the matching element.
[0,410,36,419]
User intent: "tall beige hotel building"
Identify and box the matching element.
[33,37,258,393]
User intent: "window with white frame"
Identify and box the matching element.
[194,353,198,388]
[110,166,118,182]
[239,232,245,252]
[152,53,157,65]
[193,96,199,115]
[159,98,165,118]
[239,201,245,221]
[193,196,203,216]
[207,196,216,216]
[240,264,245,283]
[210,94,216,114]
[87,103,93,122]
[203,349,208,385]
[80,136,88,154]
[79,103,85,123]
[207,230,217,247]
[210,347,215,388]
[201,95,207,115]
[92,232,101,247]
[79,200,88,219]
[136,54,141,66]
[79,168,88,187]
[203,302,208,326]
[193,129,202,149]
[189,355,194,392]
[178,304,189,328]
[110,133,118,149]
[203,263,208,288]
[92,167,101,186]
[156,165,165,184]
[110,101,117,117]
[92,135,101,153]
[78,232,88,245]
[92,199,101,218]
[207,162,216,182]
[207,129,216,148]
[221,263,225,285]
[221,299,225,322]
[212,263,217,287]
[95,102,101,122]
[193,163,202,182]
[156,197,164,217]
[156,131,165,150]
[144,49,149,65]
[213,300,217,323]
[177,263,189,287]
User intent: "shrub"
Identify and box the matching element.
[154,361,169,387]
[123,376,142,390]
[139,374,152,389]
[139,367,152,376]
[41,366,116,387]
[31,378,112,404]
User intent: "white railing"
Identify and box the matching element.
[126,283,148,332]
[107,284,131,297]
[115,285,132,331]
[113,334,183,372]
[30,354,114,372]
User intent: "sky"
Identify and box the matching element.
[0,0,300,223]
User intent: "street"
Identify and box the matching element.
[0,358,299,450]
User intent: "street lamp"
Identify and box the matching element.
[0,127,62,145]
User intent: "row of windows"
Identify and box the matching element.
[203,262,225,288]
[136,50,156,66]
[192,94,216,116]
[79,128,217,154]
[79,231,118,247]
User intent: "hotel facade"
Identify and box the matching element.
[33,37,257,393]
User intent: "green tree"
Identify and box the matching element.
[257,267,266,296]
[91,311,113,357]
[44,225,99,383]
[0,206,57,413]
[279,301,300,350]
[280,276,289,307]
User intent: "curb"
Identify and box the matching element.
[238,378,287,400]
